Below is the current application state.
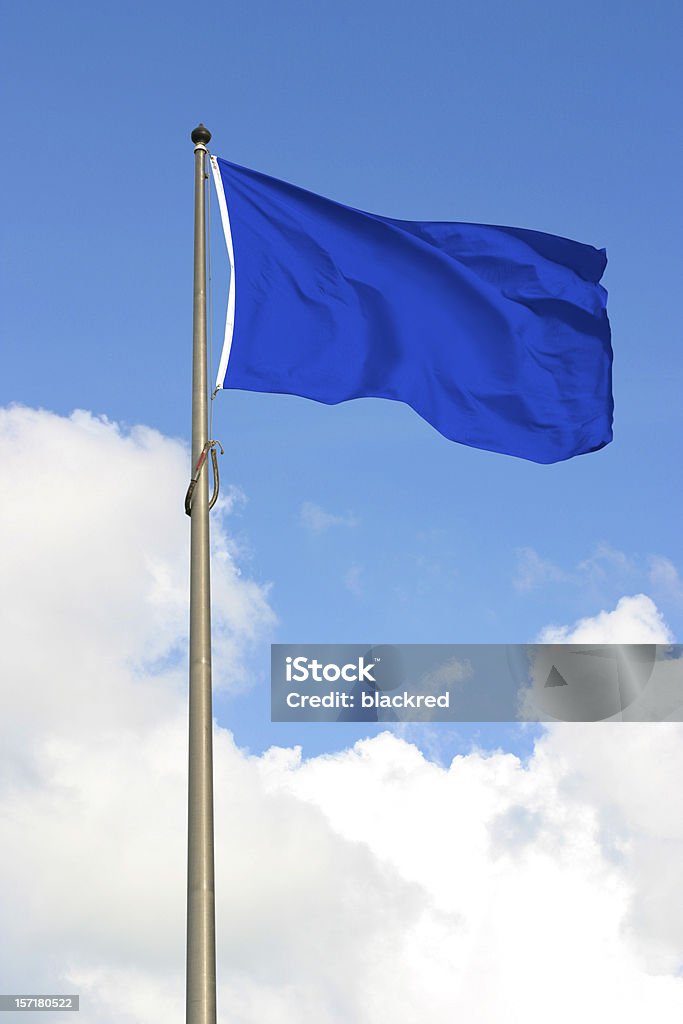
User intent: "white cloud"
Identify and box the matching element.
[1,406,683,1022]
[420,656,472,690]
[516,545,683,617]
[536,594,675,643]
[649,556,683,603]
[263,730,683,1017]
[344,563,364,596]
[300,501,357,533]
[0,405,274,720]
[577,542,638,579]
[514,546,570,591]
[537,723,683,974]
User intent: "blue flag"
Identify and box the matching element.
[210,157,612,464]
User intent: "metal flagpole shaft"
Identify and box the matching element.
[187,122,217,1024]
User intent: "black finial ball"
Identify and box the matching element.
[191,123,212,145]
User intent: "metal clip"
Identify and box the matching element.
[184,439,225,516]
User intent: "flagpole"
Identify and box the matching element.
[187,123,217,1024]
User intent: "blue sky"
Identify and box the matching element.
[3,0,682,759]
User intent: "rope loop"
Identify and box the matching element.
[184,439,225,517]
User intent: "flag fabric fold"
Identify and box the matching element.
[210,156,612,464]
